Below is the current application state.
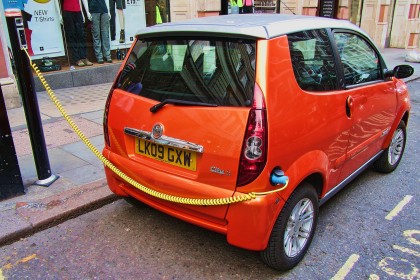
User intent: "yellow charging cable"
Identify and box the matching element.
[25,49,288,205]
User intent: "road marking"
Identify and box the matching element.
[404,229,420,246]
[379,257,419,279]
[3,254,37,270]
[0,269,4,280]
[19,254,37,264]
[393,245,420,257]
[369,274,379,280]
[385,195,413,221]
[331,254,360,280]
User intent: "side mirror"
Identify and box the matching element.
[384,69,394,78]
[393,65,414,79]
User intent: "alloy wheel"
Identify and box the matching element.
[283,198,314,258]
[388,128,405,166]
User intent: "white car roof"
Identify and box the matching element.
[137,14,367,40]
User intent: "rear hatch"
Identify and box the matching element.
[106,37,257,218]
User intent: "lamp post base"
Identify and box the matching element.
[35,174,59,187]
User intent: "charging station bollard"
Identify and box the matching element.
[0,86,24,199]
[5,9,58,187]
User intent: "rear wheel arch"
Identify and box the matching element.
[281,172,323,202]
[402,111,409,128]
[278,150,328,201]
[301,173,323,198]
[261,181,319,270]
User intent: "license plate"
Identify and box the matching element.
[135,138,197,171]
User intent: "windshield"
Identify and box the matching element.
[116,38,256,107]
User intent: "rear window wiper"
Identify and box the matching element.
[150,99,218,113]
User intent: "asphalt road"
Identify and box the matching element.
[0,81,419,279]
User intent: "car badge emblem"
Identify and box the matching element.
[152,123,164,139]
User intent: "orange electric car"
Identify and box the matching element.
[103,14,413,270]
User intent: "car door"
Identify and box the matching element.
[333,31,397,181]
[280,28,352,191]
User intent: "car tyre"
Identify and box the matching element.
[260,183,319,271]
[373,121,406,173]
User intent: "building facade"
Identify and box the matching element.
[270,0,420,49]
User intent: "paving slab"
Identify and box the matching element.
[7,106,52,130]
[12,117,103,157]
[46,148,92,174]
[36,84,111,118]
[58,165,105,186]
[381,48,420,82]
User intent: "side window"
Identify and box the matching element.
[333,33,382,86]
[288,29,338,91]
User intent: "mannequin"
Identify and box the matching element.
[61,0,93,66]
[242,0,253,13]
[109,0,125,43]
[117,8,125,43]
[87,0,112,63]
[156,0,167,23]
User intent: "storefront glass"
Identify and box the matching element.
[145,0,169,26]
[0,0,164,68]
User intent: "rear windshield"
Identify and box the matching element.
[116,38,256,107]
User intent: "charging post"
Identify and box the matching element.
[0,85,24,199]
[5,9,58,187]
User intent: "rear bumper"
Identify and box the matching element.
[225,190,286,250]
[103,152,285,251]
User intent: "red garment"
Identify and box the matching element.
[24,28,34,56]
[244,0,252,6]
[63,0,81,12]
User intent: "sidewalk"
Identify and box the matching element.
[381,48,420,80]
[1,48,419,246]
[1,83,117,245]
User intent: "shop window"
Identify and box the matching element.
[408,33,419,48]
[409,4,420,19]
[378,5,389,23]
[145,0,170,26]
[254,1,276,14]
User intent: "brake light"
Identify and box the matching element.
[103,88,114,147]
[237,83,267,186]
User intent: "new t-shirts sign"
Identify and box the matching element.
[23,0,65,58]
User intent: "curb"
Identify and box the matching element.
[0,179,119,247]
[406,76,420,83]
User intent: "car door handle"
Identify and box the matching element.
[346,96,354,117]
[346,95,367,117]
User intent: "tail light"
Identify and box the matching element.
[237,83,267,186]
[103,88,114,147]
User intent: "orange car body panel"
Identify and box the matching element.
[103,25,411,251]
[104,90,252,220]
